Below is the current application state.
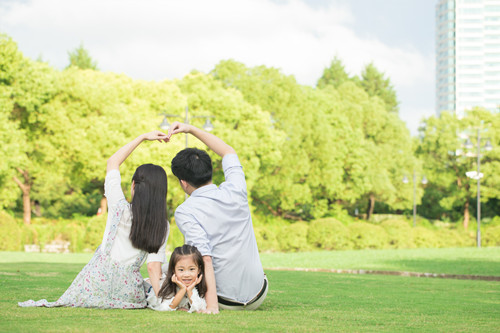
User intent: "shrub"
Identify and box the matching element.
[278,222,309,252]
[0,211,22,251]
[167,223,185,251]
[348,222,389,250]
[60,222,87,252]
[307,218,351,250]
[483,226,500,247]
[83,214,107,251]
[412,227,440,248]
[380,219,415,249]
[435,229,473,248]
[254,225,279,252]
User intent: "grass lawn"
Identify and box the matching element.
[1,248,499,332]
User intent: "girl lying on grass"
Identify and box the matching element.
[145,244,207,312]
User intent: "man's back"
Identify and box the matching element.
[175,154,264,303]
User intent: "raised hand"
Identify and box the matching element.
[142,130,169,143]
[166,122,191,139]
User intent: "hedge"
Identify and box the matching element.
[1,211,499,253]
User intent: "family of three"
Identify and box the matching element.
[18,122,268,313]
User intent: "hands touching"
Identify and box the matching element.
[166,121,191,140]
[142,130,169,143]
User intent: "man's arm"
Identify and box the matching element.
[203,255,219,314]
[167,122,235,158]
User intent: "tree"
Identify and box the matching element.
[416,109,499,228]
[0,36,64,223]
[334,81,417,220]
[355,63,399,113]
[66,43,98,70]
[317,56,350,89]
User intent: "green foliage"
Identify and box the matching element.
[166,223,184,251]
[66,43,98,70]
[354,62,399,113]
[380,219,415,249]
[417,108,500,226]
[277,222,310,252]
[483,226,500,246]
[435,228,473,248]
[1,34,500,237]
[412,227,440,248]
[307,218,351,250]
[348,222,389,249]
[254,225,280,252]
[0,211,22,251]
[316,56,350,89]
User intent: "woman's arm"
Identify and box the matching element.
[147,262,162,296]
[107,131,168,172]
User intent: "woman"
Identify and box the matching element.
[19,131,170,309]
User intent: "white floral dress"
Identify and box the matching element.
[18,200,148,309]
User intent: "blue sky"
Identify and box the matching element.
[0,0,437,135]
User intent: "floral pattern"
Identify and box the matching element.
[18,200,148,309]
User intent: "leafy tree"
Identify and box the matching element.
[355,63,399,113]
[333,81,417,220]
[66,43,98,70]
[417,109,499,228]
[0,35,60,224]
[174,70,285,214]
[317,56,350,89]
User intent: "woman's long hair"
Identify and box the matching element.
[129,163,168,253]
[158,244,207,300]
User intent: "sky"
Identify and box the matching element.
[0,0,437,135]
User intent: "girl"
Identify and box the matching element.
[19,131,170,309]
[146,244,207,312]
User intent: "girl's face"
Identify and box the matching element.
[174,255,200,287]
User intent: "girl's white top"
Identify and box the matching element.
[146,287,206,313]
[102,169,168,266]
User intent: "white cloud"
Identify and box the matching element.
[0,0,434,133]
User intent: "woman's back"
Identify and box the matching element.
[103,169,168,266]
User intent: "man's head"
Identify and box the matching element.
[171,148,213,192]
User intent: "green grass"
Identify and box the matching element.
[1,248,499,332]
[260,247,500,276]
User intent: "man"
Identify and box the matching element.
[167,122,268,313]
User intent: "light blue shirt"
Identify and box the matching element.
[174,154,264,303]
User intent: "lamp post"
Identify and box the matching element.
[463,129,493,248]
[159,106,214,148]
[159,106,214,200]
[402,170,428,227]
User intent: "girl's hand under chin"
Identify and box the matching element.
[171,275,187,290]
[187,274,203,292]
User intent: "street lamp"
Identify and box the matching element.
[402,170,428,227]
[159,106,214,148]
[159,106,215,200]
[462,128,493,248]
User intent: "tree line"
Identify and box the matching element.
[1,35,499,227]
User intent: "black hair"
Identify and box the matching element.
[129,164,168,253]
[158,244,207,299]
[170,148,212,188]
